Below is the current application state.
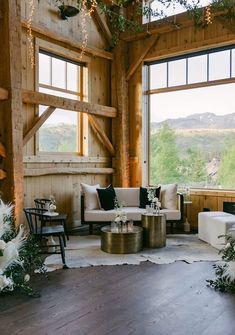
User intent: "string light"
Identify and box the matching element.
[205,5,212,25]
[27,0,35,68]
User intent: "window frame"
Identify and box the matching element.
[143,44,235,188]
[35,39,88,157]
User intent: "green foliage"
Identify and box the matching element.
[1,210,45,297]
[179,148,207,185]
[150,122,180,184]
[218,133,235,188]
[207,234,235,293]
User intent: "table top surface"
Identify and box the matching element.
[141,213,165,217]
[101,225,142,235]
[184,201,192,205]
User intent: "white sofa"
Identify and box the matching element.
[198,211,235,249]
[81,186,184,234]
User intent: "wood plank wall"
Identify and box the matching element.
[128,19,235,229]
[21,0,112,229]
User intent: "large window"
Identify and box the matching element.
[38,51,85,153]
[146,45,235,189]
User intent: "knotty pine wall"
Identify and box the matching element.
[21,0,112,229]
[128,18,235,229]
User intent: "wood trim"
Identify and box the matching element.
[24,167,114,177]
[0,87,8,100]
[92,8,112,45]
[23,156,110,163]
[23,106,56,146]
[126,35,160,81]
[22,90,117,118]
[0,142,6,158]
[122,10,230,42]
[146,77,235,95]
[144,36,235,63]
[0,169,7,180]
[21,20,113,60]
[88,115,115,156]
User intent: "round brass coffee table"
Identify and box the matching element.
[141,213,166,248]
[101,226,143,254]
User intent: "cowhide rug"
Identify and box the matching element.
[44,234,221,272]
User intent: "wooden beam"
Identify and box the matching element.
[88,115,115,156]
[112,40,130,186]
[0,169,7,180]
[23,156,110,163]
[0,142,6,158]
[147,77,235,95]
[0,87,8,100]
[21,20,113,60]
[22,90,117,118]
[24,167,114,177]
[23,106,56,146]
[126,35,160,81]
[92,8,112,45]
[0,0,24,226]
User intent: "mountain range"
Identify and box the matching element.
[151,112,235,130]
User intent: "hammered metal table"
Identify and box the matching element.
[101,225,143,254]
[141,213,166,248]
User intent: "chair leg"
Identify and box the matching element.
[62,233,66,248]
[89,223,93,235]
[58,235,68,269]
[62,219,69,241]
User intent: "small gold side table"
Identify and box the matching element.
[141,213,166,248]
[101,226,143,254]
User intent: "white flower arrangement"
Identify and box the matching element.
[147,188,161,209]
[114,198,127,224]
[0,199,45,295]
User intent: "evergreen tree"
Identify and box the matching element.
[150,122,180,184]
[218,134,235,188]
[180,148,207,186]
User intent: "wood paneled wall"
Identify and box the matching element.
[188,190,235,230]
[128,17,235,228]
[21,0,112,229]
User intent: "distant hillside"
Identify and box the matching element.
[151,112,235,130]
[39,124,77,152]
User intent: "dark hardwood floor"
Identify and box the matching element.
[1,261,235,335]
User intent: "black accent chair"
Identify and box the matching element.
[34,198,69,242]
[23,207,68,269]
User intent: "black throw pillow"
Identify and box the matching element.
[139,186,161,209]
[96,184,117,211]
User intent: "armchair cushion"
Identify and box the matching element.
[96,184,117,211]
[81,183,100,210]
[161,183,178,210]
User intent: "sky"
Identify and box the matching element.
[150,83,235,123]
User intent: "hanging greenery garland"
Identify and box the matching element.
[50,0,235,48]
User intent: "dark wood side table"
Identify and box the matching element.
[141,213,166,248]
[101,226,143,254]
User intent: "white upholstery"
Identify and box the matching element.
[198,211,235,249]
[161,184,178,209]
[85,208,181,222]
[115,188,140,207]
[81,183,100,210]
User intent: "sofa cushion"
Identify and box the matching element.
[97,184,117,211]
[139,186,161,209]
[115,188,139,207]
[81,183,100,210]
[161,184,178,210]
[85,207,181,222]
